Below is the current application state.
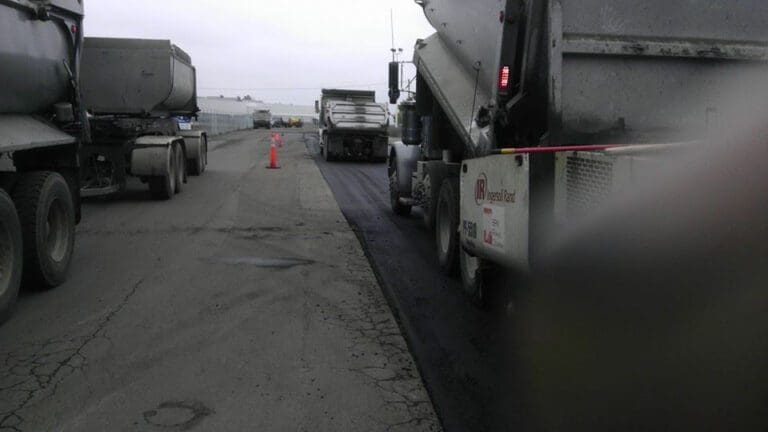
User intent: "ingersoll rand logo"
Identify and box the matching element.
[475,173,488,205]
[474,173,517,205]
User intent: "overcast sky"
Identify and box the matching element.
[85,0,432,106]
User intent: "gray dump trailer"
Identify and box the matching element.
[80,37,208,199]
[253,109,272,129]
[316,89,389,162]
[1,0,87,323]
[388,0,768,304]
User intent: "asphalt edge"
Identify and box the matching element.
[305,137,448,432]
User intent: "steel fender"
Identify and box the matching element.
[130,136,177,177]
[0,116,77,154]
[179,130,205,160]
[389,142,420,197]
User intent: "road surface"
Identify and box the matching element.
[0,129,438,432]
[307,136,523,432]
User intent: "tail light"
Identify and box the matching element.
[499,66,511,95]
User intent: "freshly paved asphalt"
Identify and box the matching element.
[308,136,523,432]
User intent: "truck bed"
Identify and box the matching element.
[555,0,768,144]
[81,38,198,117]
[0,0,83,153]
[327,101,388,132]
[416,0,768,150]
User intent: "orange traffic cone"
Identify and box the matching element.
[268,142,280,169]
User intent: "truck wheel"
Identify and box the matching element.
[181,144,189,184]
[323,136,335,162]
[0,190,23,324]
[149,147,175,200]
[12,172,75,289]
[389,158,412,216]
[200,135,208,174]
[173,144,185,195]
[460,249,489,309]
[188,139,205,176]
[436,179,459,276]
[189,153,204,176]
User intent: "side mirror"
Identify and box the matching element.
[388,62,400,104]
[314,100,320,114]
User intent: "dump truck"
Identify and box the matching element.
[316,89,389,162]
[80,37,208,200]
[388,0,768,305]
[253,109,272,129]
[0,0,87,323]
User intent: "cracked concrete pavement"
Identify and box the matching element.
[0,129,440,431]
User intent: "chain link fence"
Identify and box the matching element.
[195,112,252,136]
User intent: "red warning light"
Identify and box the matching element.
[499,66,511,93]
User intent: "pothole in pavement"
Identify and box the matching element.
[143,400,213,430]
[214,257,315,269]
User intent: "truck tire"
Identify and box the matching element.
[201,135,208,174]
[460,249,489,309]
[174,143,185,194]
[0,189,23,324]
[422,173,436,232]
[188,138,205,176]
[389,157,412,216]
[189,153,204,176]
[11,172,75,289]
[436,179,459,276]
[149,147,175,200]
[323,135,335,162]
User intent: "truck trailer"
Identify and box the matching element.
[316,89,389,162]
[0,0,87,323]
[388,0,768,305]
[80,37,208,200]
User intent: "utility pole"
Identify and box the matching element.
[390,9,396,62]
